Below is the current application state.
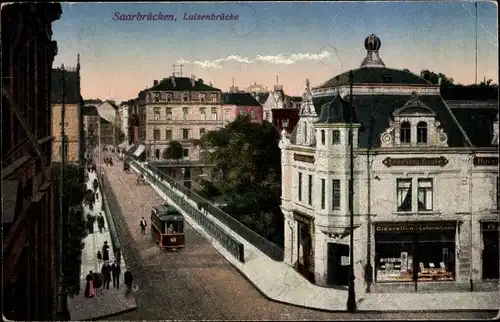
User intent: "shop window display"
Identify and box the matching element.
[375,231,455,282]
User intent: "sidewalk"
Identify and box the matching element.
[67,170,137,321]
[132,161,500,312]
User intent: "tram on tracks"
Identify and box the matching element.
[151,203,185,250]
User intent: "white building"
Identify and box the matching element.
[262,79,302,123]
[119,102,129,141]
[279,34,499,298]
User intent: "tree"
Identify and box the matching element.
[197,179,222,201]
[163,140,183,159]
[200,115,284,245]
[421,70,455,87]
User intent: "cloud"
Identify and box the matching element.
[177,50,332,68]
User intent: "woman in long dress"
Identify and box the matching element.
[84,271,94,298]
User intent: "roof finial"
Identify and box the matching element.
[360,34,385,68]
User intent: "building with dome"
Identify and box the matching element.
[279,34,498,296]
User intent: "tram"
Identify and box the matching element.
[151,203,185,250]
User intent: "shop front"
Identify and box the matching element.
[374,221,457,283]
[294,212,315,283]
[481,221,499,280]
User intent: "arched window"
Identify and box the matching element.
[332,130,340,145]
[400,121,411,143]
[321,130,325,145]
[304,123,308,143]
[417,121,428,143]
[155,149,160,159]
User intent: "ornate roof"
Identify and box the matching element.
[315,93,358,124]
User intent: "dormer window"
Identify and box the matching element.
[400,121,411,143]
[321,130,325,145]
[200,93,206,102]
[332,130,340,145]
[417,121,428,143]
[166,93,173,102]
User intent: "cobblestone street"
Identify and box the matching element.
[100,154,497,321]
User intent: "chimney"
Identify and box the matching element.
[198,78,203,84]
[421,70,431,81]
[153,80,159,86]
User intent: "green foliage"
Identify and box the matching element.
[422,70,455,87]
[164,140,183,159]
[65,205,87,297]
[197,179,222,201]
[200,115,283,244]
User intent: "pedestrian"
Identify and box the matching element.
[111,261,121,289]
[84,271,95,298]
[97,214,104,233]
[86,215,95,234]
[97,250,102,263]
[102,241,110,261]
[124,270,133,296]
[101,262,111,290]
[99,213,105,231]
[93,272,104,296]
[140,217,147,235]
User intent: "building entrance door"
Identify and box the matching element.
[297,221,314,282]
[482,226,499,279]
[327,243,349,286]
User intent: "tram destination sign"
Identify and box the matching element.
[382,156,449,167]
[473,157,498,166]
[294,153,315,163]
[376,222,456,233]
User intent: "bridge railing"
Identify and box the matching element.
[133,160,284,261]
[130,160,245,263]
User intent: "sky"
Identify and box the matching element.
[53,1,499,103]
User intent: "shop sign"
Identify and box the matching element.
[294,153,315,163]
[473,157,498,166]
[481,222,499,231]
[375,222,456,233]
[382,157,449,167]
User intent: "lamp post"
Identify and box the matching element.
[346,69,357,312]
[55,65,70,320]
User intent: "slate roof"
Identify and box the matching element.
[316,94,358,124]
[316,67,432,88]
[312,94,471,148]
[451,108,498,147]
[82,105,99,116]
[149,77,221,92]
[222,92,262,106]
[441,86,499,101]
[51,68,81,104]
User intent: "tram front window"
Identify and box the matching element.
[164,221,184,234]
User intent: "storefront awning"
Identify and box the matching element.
[118,141,129,149]
[125,144,136,154]
[133,145,146,157]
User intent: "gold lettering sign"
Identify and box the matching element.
[382,157,448,167]
[375,222,456,233]
[473,157,499,166]
[293,153,315,163]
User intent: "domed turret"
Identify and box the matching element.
[364,34,381,51]
[360,34,385,68]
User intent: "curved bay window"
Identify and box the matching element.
[332,130,340,145]
[375,223,456,283]
[417,121,428,143]
[400,121,411,143]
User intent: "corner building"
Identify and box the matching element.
[279,34,499,296]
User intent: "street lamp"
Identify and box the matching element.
[346,70,357,312]
[55,65,70,320]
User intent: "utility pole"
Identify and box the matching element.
[55,66,70,320]
[347,69,357,312]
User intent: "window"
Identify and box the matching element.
[400,121,411,143]
[332,179,341,210]
[200,93,206,102]
[183,107,188,120]
[211,108,218,121]
[166,93,173,102]
[321,179,326,209]
[211,93,218,102]
[200,108,206,120]
[397,179,412,212]
[183,149,189,157]
[321,130,325,145]
[417,122,428,144]
[153,129,160,141]
[166,108,172,120]
[298,172,303,202]
[333,130,340,145]
[282,119,289,128]
[308,175,313,205]
[304,123,307,142]
[199,128,206,137]
[182,129,189,139]
[417,179,433,211]
[183,92,188,102]
[154,112,160,120]
[265,112,270,121]
[165,129,172,140]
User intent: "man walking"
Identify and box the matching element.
[101,262,112,290]
[111,261,121,289]
[140,217,147,235]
